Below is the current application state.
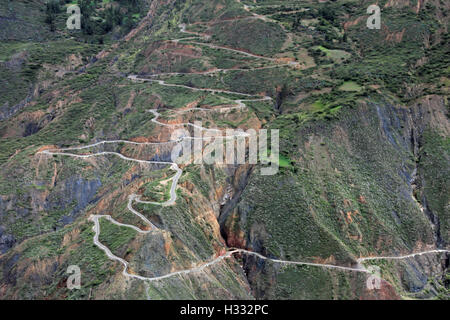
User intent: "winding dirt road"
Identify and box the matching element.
[35,3,450,298]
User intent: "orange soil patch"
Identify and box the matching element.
[183,99,201,110]
[276,57,295,63]
[358,195,367,204]
[125,90,136,110]
[343,199,352,207]
[129,136,161,143]
[343,16,364,30]
[37,145,58,153]
[341,209,360,224]
[311,255,336,265]
[384,26,406,43]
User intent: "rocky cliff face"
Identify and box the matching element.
[222,95,449,299]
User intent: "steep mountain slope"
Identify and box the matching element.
[0,0,448,299]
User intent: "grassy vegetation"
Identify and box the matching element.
[210,19,286,56]
[98,218,138,253]
[182,0,250,24]
[338,81,362,92]
[236,100,437,280]
[0,0,448,300]
[418,129,450,243]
